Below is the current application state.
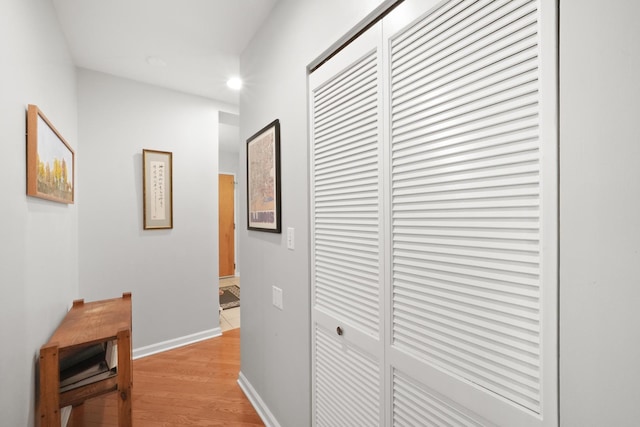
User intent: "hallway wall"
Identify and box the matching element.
[77,69,237,352]
[238,1,390,426]
[241,0,640,425]
[560,0,640,424]
[0,0,78,425]
[219,151,239,176]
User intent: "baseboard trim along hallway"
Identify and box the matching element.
[132,327,222,359]
[238,371,282,427]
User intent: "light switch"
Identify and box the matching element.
[287,227,295,250]
[272,286,283,310]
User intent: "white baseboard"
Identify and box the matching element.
[238,371,281,427]
[133,327,222,359]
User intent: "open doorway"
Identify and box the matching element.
[219,111,241,331]
[218,174,240,331]
[219,173,236,277]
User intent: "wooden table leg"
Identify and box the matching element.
[39,344,61,427]
[117,328,132,427]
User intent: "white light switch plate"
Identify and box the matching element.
[287,227,295,250]
[272,286,283,310]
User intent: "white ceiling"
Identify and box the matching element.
[51,0,278,107]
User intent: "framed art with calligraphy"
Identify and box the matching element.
[26,104,75,204]
[246,119,281,233]
[143,149,173,229]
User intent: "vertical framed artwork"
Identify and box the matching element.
[246,119,281,233]
[143,149,173,229]
[26,104,75,204]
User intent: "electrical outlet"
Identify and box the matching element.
[272,286,283,310]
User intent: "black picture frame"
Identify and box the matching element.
[246,119,281,233]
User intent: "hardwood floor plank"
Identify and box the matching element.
[71,329,263,426]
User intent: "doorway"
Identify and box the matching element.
[218,173,236,277]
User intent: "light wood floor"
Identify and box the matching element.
[72,329,263,426]
[220,276,241,331]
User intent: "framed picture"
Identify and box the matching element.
[247,119,281,233]
[26,104,75,204]
[143,149,173,230]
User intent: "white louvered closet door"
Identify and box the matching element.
[309,23,385,427]
[309,1,557,426]
[385,0,557,426]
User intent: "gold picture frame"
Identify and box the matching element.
[143,149,173,229]
[26,104,75,204]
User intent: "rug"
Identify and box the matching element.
[219,285,240,310]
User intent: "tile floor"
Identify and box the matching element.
[219,276,240,332]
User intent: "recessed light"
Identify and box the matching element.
[146,56,167,67]
[227,77,243,90]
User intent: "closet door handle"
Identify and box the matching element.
[336,326,344,336]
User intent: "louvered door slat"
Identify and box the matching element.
[393,117,538,160]
[398,171,539,196]
[315,153,378,176]
[315,327,380,427]
[395,248,539,279]
[391,0,546,415]
[394,51,538,121]
[394,240,539,267]
[315,138,378,167]
[392,1,537,84]
[315,180,378,197]
[313,47,382,337]
[393,370,493,427]
[311,24,385,427]
[394,27,537,100]
[393,74,538,134]
[394,292,540,339]
[315,125,378,153]
[314,54,376,110]
[315,274,380,307]
[315,102,378,141]
[314,84,378,134]
[392,106,538,150]
[393,262,538,298]
[393,93,539,143]
[315,256,378,279]
[393,1,537,79]
[393,314,541,367]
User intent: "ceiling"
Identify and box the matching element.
[51,0,278,108]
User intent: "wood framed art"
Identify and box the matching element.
[26,104,75,204]
[143,149,173,229]
[247,119,281,233]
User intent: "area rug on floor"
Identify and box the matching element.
[219,285,240,310]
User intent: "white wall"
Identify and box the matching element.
[219,151,239,176]
[77,69,236,352]
[238,1,388,425]
[0,0,78,425]
[560,1,640,425]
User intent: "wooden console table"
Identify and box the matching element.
[39,293,133,427]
